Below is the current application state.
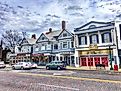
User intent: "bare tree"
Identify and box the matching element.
[2,30,23,49]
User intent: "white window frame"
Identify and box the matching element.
[91,35,97,44]
[63,42,68,49]
[103,33,110,43]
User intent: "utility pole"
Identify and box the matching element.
[109,45,113,70]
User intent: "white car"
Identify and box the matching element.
[12,62,31,70]
[28,62,38,68]
[0,62,6,68]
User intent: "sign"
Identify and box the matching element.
[89,44,98,50]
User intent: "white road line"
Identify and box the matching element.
[38,83,80,91]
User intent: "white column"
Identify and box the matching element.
[86,33,90,46]
[74,34,78,48]
[75,50,79,67]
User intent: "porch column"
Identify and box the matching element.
[70,56,72,66]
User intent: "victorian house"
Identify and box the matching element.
[74,21,119,69]
[10,35,36,64]
[33,21,75,66]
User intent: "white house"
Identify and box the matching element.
[74,21,119,70]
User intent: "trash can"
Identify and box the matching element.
[114,64,118,71]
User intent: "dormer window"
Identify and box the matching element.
[63,33,67,37]
[42,37,45,40]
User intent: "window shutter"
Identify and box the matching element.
[90,36,92,44]
[96,35,99,43]
[85,36,87,44]
[78,37,81,45]
[101,34,104,43]
[109,33,112,42]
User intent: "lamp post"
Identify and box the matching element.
[109,45,113,70]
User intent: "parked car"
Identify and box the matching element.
[37,62,46,66]
[0,61,6,68]
[28,62,38,68]
[12,62,31,70]
[46,61,66,70]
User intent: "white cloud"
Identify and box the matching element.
[0,0,121,38]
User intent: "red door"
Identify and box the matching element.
[94,57,100,66]
[88,58,93,66]
[80,57,87,66]
[101,57,108,67]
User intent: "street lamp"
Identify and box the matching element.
[109,45,113,70]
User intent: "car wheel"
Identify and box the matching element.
[57,66,61,70]
[21,66,24,70]
[12,66,15,70]
[46,66,50,70]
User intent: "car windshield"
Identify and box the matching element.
[50,61,63,64]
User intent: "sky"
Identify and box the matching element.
[0,0,121,37]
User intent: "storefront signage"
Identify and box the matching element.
[89,44,98,50]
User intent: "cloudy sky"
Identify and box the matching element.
[0,0,121,37]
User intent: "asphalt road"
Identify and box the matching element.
[0,68,121,91]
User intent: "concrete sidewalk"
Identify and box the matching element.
[66,66,121,72]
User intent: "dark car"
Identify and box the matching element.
[46,61,66,70]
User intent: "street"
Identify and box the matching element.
[0,68,121,91]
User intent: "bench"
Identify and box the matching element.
[96,64,105,70]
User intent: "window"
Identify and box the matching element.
[78,36,87,45]
[90,34,98,44]
[102,32,112,43]
[63,42,67,48]
[63,33,67,37]
[71,41,74,48]
[41,37,45,40]
[60,43,62,49]
[54,44,58,50]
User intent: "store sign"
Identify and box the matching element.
[89,44,98,50]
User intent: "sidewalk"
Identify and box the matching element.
[66,66,121,73]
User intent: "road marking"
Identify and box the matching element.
[37,83,80,91]
[19,73,121,84]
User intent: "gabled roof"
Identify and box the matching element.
[21,37,36,45]
[75,21,113,30]
[58,29,73,38]
[27,38,37,44]
[36,33,49,43]
[45,30,61,41]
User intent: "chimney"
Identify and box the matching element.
[31,34,36,39]
[62,20,66,30]
[49,28,52,32]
